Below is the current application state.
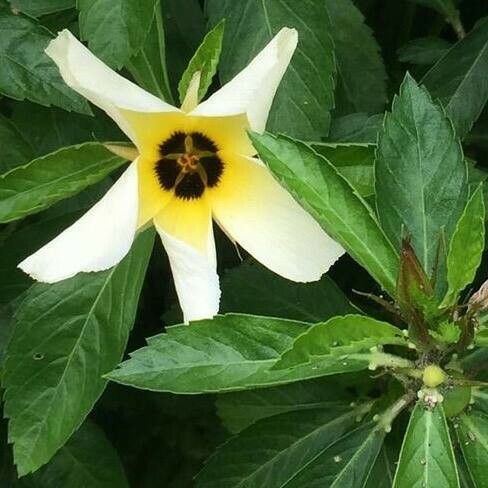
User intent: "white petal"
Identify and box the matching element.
[190,27,297,132]
[19,162,139,283]
[209,154,345,282]
[45,29,179,141]
[154,199,220,323]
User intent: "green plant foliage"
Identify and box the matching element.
[0,114,34,174]
[250,132,399,296]
[273,315,406,370]
[108,314,372,394]
[324,0,387,115]
[219,261,357,322]
[22,421,129,487]
[0,143,127,223]
[375,74,468,281]
[311,143,375,197]
[196,406,383,488]
[178,20,225,104]
[442,185,485,307]
[398,37,451,65]
[2,230,153,475]
[0,9,90,114]
[7,0,74,17]
[216,376,356,433]
[206,0,336,139]
[77,0,159,69]
[126,3,173,103]
[393,402,459,487]
[422,18,488,138]
[1,1,488,485]
[455,409,488,487]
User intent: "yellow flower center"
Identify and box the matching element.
[155,131,224,200]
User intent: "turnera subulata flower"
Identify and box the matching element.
[19,28,344,322]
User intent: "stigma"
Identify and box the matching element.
[155,132,224,199]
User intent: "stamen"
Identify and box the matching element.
[155,131,224,199]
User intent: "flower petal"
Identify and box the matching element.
[18,162,139,283]
[154,197,220,323]
[45,29,179,141]
[209,153,345,282]
[190,27,297,132]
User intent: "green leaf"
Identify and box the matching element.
[206,0,336,139]
[329,113,383,143]
[7,0,74,17]
[220,261,356,321]
[126,2,174,103]
[178,20,224,104]
[324,0,387,115]
[24,421,129,487]
[108,314,372,394]
[422,18,488,138]
[10,102,124,157]
[398,37,451,65]
[2,230,154,476]
[77,0,159,69]
[0,11,91,114]
[163,0,205,91]
[196,408,384,488]
[273,315,406,370]
[455,409,488,488]
[375,73,468,278]
[393,402,460,488]
[0,143,127,223]
[311,143,375,197]
[250,132,399,296]
[442,185,485,307]
[217,377,355,433]
[0,114,35,174]
[365,443,398,488]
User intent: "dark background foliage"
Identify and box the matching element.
[0,0,488,486]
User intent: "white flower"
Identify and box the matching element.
[19,28,344,322]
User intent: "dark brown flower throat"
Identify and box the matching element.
[155,131,224,199]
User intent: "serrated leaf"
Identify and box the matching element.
[126,3,174,103]
[398,37,451,65]
[0,114,34,174]
[375,74,468,281]
[217,377,356,433]
[442,185,485,307]
[2,230,154,476]
[196,408,383,488]
[7,0,74,17]
[422,18,488,138]
[250,132,399,296]
[178,20,224,104]
[324,0,387,115]
[455,409,488,488]
[24,421,129,488]
[108,314,371,394]
[393,402,460,488]
[0,11,91,114]
[77,0,159,69]
[0,143,127,223]
[312,143,375,197]
[274,315,405,370]
[206,0,336,139]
